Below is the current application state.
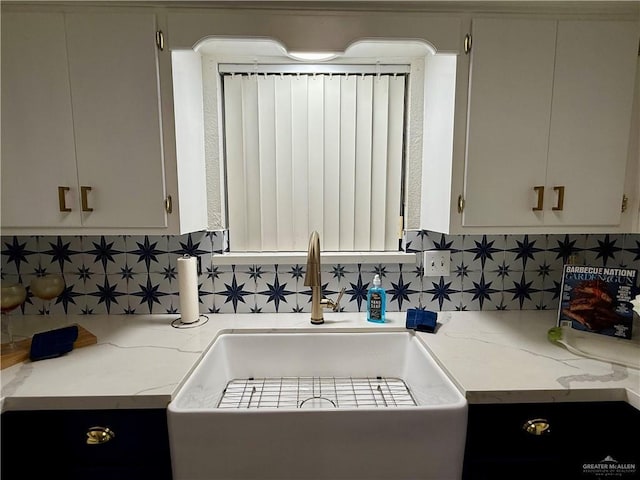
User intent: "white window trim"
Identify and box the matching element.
[200,41,435,237]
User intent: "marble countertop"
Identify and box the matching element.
[1,310,638,412]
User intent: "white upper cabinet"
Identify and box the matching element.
[430,18,639,233]
[1,9,207,235]
[64,12,167,229]
[462,18,557,227]
[1,12,80,228]
[460,18,639,232]
[544,21,638,227]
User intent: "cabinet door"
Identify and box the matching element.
[463,18,557,227]
[463,401,640,480]
[1,408,172,480]
[544,21,639,227]
[1,12,81,227]
[65,13,167,228]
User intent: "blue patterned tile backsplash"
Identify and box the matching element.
[2,231,638,316]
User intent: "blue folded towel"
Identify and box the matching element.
[405,308,438,333]
[30,325,78,361]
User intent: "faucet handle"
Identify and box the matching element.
[320,287,346,312]
[332,287,346,312]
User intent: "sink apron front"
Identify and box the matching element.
[168,331,468,480]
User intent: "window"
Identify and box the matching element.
[220,64,409,253]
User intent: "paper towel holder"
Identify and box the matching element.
[174,254,208,329]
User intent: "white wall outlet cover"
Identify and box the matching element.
[423,250,451,277]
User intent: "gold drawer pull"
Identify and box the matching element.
[552,186,564,211]
[523,418,550,436]
[532,186,544,211]
[81,186,93,212]
[58,186,71,212]
[86,426,115,445]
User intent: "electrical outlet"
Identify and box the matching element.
[423,250,451,277]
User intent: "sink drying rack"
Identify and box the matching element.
[217,376,417,410]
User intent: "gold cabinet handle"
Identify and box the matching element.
[156,30,164,51]
[523,418,551,436]
[552,186,564,211]
[532,186,544,211]
[58,186,71,212]
[86,426,115,445]
[80,186,93,212]
[165,195,173,214]
[464,33,472,54]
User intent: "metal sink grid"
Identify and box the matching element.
[217,376,417,410]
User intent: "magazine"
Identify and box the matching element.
[557,265,637,340]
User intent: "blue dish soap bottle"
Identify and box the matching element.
[367,274,386,323]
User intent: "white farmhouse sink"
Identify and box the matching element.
[168,331,468,480]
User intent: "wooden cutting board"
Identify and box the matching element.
[1,324,97,370]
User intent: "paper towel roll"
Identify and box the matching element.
[177,256,199,324]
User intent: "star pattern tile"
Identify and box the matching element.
[346,274,370,312]
[130,236,165,272]
[587,234,622,267]
[218,275,253,313]
[465,273,499,310]
[88,276,127,314]
[1,231,637,315]
[467,235,501,270]
[86,236,124,273]
[257,273,294,312]
[387,273,418,311]
[41,237,80,273]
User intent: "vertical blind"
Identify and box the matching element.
[222,70,407,252]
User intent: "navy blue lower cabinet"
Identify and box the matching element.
[1,408,172,480]
[462,401,640,480]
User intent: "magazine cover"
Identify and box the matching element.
[557,265,638,340]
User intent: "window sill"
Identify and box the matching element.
[211,251,418,266]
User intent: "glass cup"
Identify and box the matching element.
[1,283,28,350]
[30,274,65,314]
